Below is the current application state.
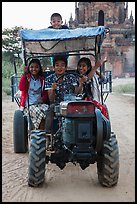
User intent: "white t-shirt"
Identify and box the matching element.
[92,74,101,102]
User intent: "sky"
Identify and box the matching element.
[2,2,135,30]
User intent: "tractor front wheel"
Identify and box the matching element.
[28,130,46,187]
[97,132,119,187]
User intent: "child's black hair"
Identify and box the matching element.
[50,13,62,20]
[53,55,68,67]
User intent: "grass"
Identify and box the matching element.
[2,77,11,95]
[113,83,135,94]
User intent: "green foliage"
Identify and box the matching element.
[2,77,11,95]
[2,54,14,78]
[2,52,23,75]
[2,26,28,64]
[3,88,11,95]
[2,52,24,96]
[2,26,23,59]
[2,26,52,96]
[113,83,135,94]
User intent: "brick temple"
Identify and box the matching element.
[68,2,135,78]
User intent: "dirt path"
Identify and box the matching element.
[2,80,135,202]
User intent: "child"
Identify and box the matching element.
[48,12,69,64]
[77,57,107,83]
[77,57,109,119]
[18,58,49,130]
[45,55,84,131]
[45,55,83,103]
[48,13,69,29]
[77,57,107,100]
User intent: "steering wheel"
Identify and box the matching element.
[55,71,82,101]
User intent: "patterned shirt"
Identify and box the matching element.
[45,72,79,102]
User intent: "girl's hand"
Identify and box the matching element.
[95,57,107,69]
[94,60,102,69]
[79,75,87,85]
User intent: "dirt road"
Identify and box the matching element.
[2,79,135,202]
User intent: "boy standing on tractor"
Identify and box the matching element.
[48,13,69,29]
[48,13,69,63]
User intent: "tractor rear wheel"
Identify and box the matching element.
[13,110,28,153]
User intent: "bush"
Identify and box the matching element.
[113,84,135,94]
[2,52,23,96]
[2,87,11,95]
[2,77,11,95]
[2,61,14,78]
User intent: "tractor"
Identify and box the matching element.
[11,25,119,187]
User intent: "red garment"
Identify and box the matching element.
[84,97,109,119]
[18,73,49,107]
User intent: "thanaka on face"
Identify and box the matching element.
[77,61,89,75]
[29,62,40,78]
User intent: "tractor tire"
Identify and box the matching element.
[97,132,119,187]
[28,130,46,187]
[13,110,28,153]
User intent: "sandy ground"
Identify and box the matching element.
[2,78,135,202]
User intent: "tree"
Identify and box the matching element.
[2,26,52,70]
[2,26,25,63]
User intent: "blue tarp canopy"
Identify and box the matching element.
[20,26,106,41]
[19,26,108,55]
